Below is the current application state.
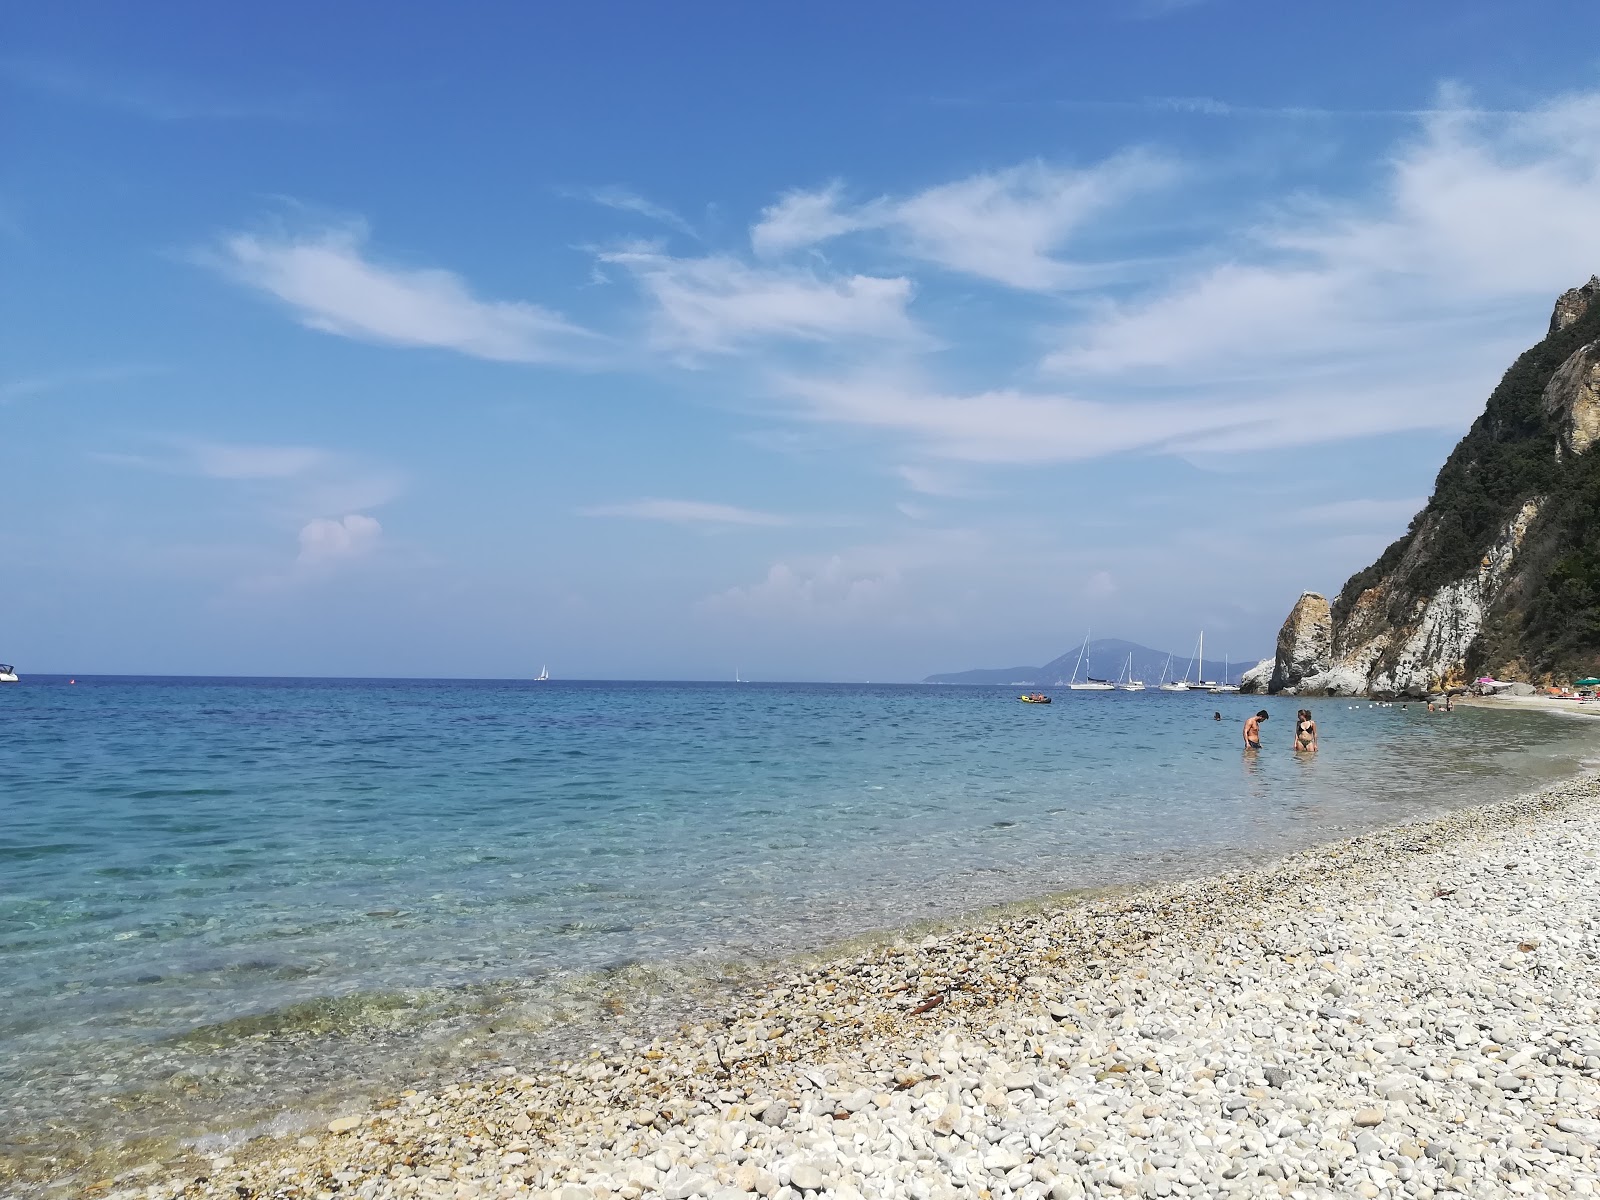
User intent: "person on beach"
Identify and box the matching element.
[1243,710,1268,750]
[1294,708,1318,753]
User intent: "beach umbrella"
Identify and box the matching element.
[1576,677,1600,687]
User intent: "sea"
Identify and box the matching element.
[3,676,1597,1187]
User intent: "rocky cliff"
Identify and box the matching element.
[1245,276,1600,697]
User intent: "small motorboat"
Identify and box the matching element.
[0,664,17,683]
[1019,692,1052,704]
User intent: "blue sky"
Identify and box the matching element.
[6,2,1600,680]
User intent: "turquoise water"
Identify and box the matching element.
[2,677,1596,1178]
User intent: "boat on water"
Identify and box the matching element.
[1019,692,1051,704]
[0,664,16,684]
[1066,631,1115,691]
[1211,653,1240,694]
[1116,652,1145,692]
[1184,632,1217,692]
[535,665,550,682]
[1156,652,1188,692]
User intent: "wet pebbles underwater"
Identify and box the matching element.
[98,772,1600,1200]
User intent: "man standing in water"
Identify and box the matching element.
[1243,709,1269,749]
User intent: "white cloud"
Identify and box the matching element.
[778,361,1513,464]
[894,464,976,497]
[751,154,1175,290]
[579,498,790,526]
[698,531,986,626]
[889,156,1173,291]
[599,246,919,354]
[759,90,1600,465]
[589,187,698,237]
[1046,92,1600,380]
[191,442,328,480]
[701,557,899,623]
[297,514,382,566]
[1084,569,1117,598]
[96,438,405,522]
[751,182,876,257]
[211,223,593,362]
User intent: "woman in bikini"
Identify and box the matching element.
[1294,708,1318,753]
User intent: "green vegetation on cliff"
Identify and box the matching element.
[1334,282,1600,681]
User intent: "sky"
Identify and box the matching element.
[5,2,1600,680]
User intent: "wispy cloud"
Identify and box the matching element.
[1,57,315,121]
[751,153,1176,290]
[96,438,404,517]
[927,92,1532,122]
[206,221,596,363]
[745,89,1600,467]
[698,530,986,626]
[894,464,977,497]
[0,365,161,405]
[598,246,920,355]
[588,187,699,238]
[775,347,1533,464]
[1043,91,1600,391]
[190,442,328,480]
[579,498,791,526]
[297,514,383,566]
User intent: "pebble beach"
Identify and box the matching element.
[87,768,1600,1200]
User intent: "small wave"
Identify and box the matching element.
[0,843,84,861]
[125,788,237,800]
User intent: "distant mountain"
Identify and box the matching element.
[923,638,1260,686]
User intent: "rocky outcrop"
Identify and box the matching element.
[1254,275,1600,696]
[1543,338,1600,459]
[1237,657,1274,694]
[1256,592,1332,693]
[1550,275,1600,335]
[1298,499,1542,696]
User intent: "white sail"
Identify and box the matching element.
[1157,649,1188,691]
[1067,631,1114,690]
[1116,651,1145,691]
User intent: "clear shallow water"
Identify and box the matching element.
[2,677,1596,1178]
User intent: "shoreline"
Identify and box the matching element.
[79,764,1600,1200]
[1457,694,1600,720]
[22,699,1590,1197]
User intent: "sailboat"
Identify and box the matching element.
[1116,651,1145,691]
[535,665,550,682]
[1186,632,1219,692]
[1157,651,1188,692]
[1212,653,1240,694]
[1067,632,1115,691]
[735,667,743,683]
